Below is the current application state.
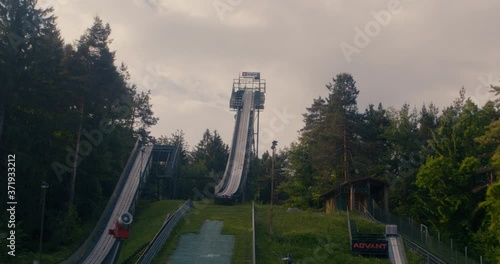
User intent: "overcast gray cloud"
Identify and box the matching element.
[41,0,500,153]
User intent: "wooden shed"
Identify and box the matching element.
[321,177,389,214]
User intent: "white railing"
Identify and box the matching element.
[136,199,192,264]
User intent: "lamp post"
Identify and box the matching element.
[35,181,49,264]
[269,140,277,235]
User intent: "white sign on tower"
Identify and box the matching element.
[241,72,260,79]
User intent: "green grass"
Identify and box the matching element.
[115,200,422,264]
[406,246,424,264]
[255,205,391,264]
[151,200,253,264]
[116,200,185,264]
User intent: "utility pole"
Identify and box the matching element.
[269,140,277,236]
[36,181,49,264]
[69,98,84,205]
[343,126,347,183]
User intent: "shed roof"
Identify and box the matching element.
[321,176,388,198]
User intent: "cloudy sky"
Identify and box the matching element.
[40,0,500,153]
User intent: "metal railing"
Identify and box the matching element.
[357,202,378,223]
[136,199,192,264]
[107,147,154,263]
[129,148,153,215]
[357,202,443,263]
[365,199,482,264]
[403,236,446,264]
[120,242,150,264]
[347,209,353,246]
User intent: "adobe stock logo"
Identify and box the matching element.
[38,0,73,9]
[213,0,244,21]
[471,74,498,103]
[51,95,135,183]
[339,0,415,63]
[258,107,296,153]
[141,64,166,94]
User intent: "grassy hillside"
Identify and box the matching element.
[255,205,390,264]
[152,201,253,264]
[116,200,185,264]
[119,200,422,264]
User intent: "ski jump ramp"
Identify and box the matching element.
[215,90,254,202]
[63,141,181,264]
[215,72,265,202]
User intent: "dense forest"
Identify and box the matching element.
[273,74,500,262]
[0,2,232,260]
[0,0,158,260]
[1,1,499,263]
[161,75,500,261]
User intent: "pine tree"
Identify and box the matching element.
[190,129,229,176]
[279,73,362,206]
[321,73,361,184]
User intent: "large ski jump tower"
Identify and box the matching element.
[215,72,265,203]
[229,72,266,157]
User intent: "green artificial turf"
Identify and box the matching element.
[151,200,253,264]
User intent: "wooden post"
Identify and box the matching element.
[343,127,347,183]
[349,183,354,211]
[383,184,389,213]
